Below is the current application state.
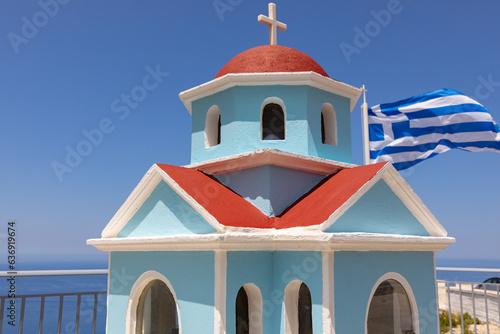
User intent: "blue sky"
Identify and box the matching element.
[1,0,500,264]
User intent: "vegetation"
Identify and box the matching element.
[439,310,481,334]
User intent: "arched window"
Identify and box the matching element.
[235,284,263,334]
[284,280,313,334]
[367,279,414,334]
[236,287,249,334]
[321,103,337,146]
[298,283,313,334]
[205,105,221,147]
[136,279,179,334]
[261,102,285,140]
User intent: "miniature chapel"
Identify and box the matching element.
[88,4,455,334]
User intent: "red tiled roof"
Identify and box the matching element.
[214,45,329,79]
[157,162,387,229]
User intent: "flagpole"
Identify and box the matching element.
[361,85,370,165]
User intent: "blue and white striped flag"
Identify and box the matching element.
[369,89,500,170]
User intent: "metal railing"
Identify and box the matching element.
[0,270,107,334]
[437,267,500,334]
[0,267,499,333]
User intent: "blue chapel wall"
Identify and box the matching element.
[190,85,352,164]
[117,180,217,237]
[107,251,215,334]
[215,165,325,216]
[226,251,323,334]
[334,251,438,334]
[325,179,430,236]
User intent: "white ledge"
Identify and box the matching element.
[87,232,455,252]
[186,149,355,175]
[178,72,362,114]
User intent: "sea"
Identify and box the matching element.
[0,258,498,333]
[0,259,108,334]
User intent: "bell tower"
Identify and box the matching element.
[179,4,361,165]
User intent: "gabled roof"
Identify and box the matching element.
[99,157,448,238]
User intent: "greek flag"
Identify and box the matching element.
[369,89,500,170]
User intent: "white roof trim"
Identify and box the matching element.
[186,149,355,175]
[87,232,455,252]
[178,72,362,114]
[319,163,448,237]
[101,164,225,238]
[382,166,447,237]
[101,165,162,238]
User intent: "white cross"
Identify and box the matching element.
[258,3,287,45]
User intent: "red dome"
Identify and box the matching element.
[214,45,329,79]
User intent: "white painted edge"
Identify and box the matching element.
[319,163,391,232]
[125,270,182,334]
[364,272,420,334]
[154,165,226,233]
[101,164,225,238]
[283,280,302,334]
[320,163,449,238]
[106,252,111,334]
[87,232,455,252]
[243,283,263,334]
[101,165,161,237]
[214,251,227,334]
[381,166,447,237]
[322,251,335,334]
[178,72,362,114]
[434,252,440,334]
[186,148,355,176]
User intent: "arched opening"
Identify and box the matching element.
[367,279,414,334]
[205,105,221,147]
[261,102,285,140]
[136,279,179,334]
[236,284,263,334]
[284,280,313,334]
[321,103,337,146]
[298,283,313,334]
[236,287,249,334]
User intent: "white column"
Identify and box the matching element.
[214,250,227,334]
[322,251,335,334]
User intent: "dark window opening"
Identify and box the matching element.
[321,112,326,144]
[236,287,250,334]
[298,283,313,334]
[321,104,337,146]
[262,103,285,140]
[216,114,221,145]
[205,106,221,148]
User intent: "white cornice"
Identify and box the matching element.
[178,72,362,114]
[186,149,355,175]
[87,232,455,252]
